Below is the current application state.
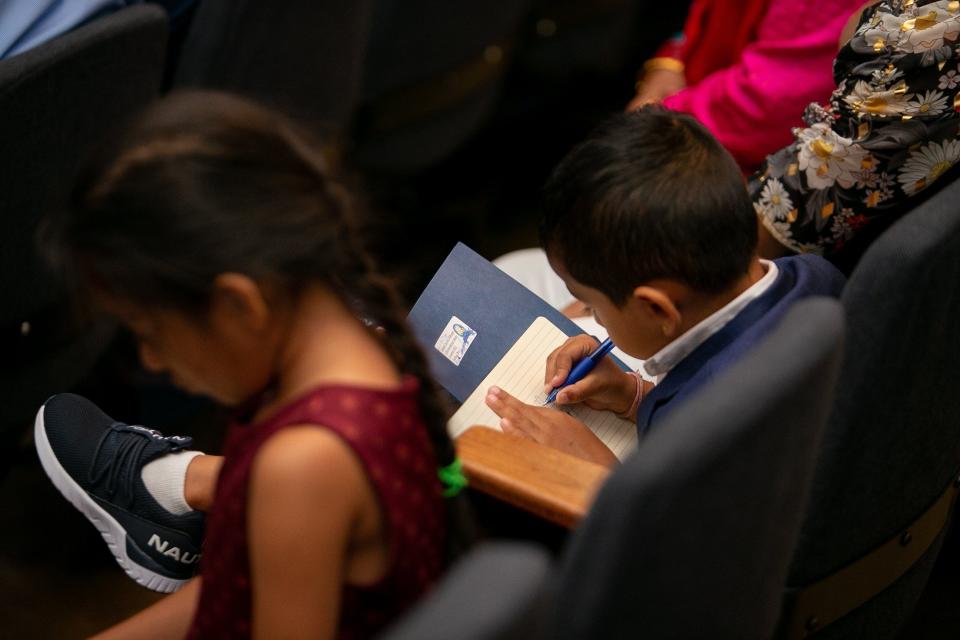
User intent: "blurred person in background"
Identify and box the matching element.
[629,0,867,173]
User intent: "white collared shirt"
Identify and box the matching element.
[642,260,779,381]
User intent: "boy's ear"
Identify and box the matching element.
[210,273,270,332]
[632,285,682,337]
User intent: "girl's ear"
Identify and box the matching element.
[210,273,270,332]
[632,285,682,338]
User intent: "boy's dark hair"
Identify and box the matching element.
[540,107,758,305]
[43,90,473,560]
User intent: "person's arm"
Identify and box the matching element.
[481,334,645,467]
[247,426,375,640]
[91,578,200,640]
[484,386,619,467]
[543,335,639,415]
[662,0,863,171]
[627,11,687,111]
[754,1,960,260]
[838,2,878,49]
[627,64,686,111]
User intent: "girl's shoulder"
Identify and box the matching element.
[246,425,380,566]
[255,378,422,429]
[245,425,383,638]
[236,378,440,536]
[250,424,369,505]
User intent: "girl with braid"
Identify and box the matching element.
[35,91,473,639]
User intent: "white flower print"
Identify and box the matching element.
[852,156,881,189]
[863,189,891,208]
[830,208,857,243]
[906,89,950,115]
[873,65,906,87]
[803,102,834,126]
[757,178,794,220]
[920,45,954,68]
[897,139,960,194]
[863,172,896,207]
[877,172,895,193]
[797,124,872,190]
[769,218,793,242]
[862,3,960,56]
[938,69,960,90]
[853,169,880,190]
[843,80,911,116]
[762,217,816,254]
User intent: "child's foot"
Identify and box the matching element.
[34,393,205,593]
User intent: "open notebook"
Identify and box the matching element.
[448,316,638,461]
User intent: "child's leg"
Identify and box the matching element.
[183,453,223,513]
[141,450,223,514]
[35,394,207,593]
[141,450,204,515]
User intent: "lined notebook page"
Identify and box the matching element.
[448,316,638,461]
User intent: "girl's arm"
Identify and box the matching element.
[248,425,380,640]
[91,578,201,640]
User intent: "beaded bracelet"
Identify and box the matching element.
[617,371,646,420]
[643,56,685,75]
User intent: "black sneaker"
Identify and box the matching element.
[34,393,204,593]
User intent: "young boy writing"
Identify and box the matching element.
[37,108,846,596]
[484,107,846,467]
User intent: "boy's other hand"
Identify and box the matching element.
[560,299,592,318]
[484,386,618,467]
[545,335,636,416]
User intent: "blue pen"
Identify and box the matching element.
[544,337,615,406]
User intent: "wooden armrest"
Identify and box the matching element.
[455,426,611,529]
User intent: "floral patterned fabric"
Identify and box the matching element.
[751,0,960,260]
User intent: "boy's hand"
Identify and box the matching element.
[545,335,637,415]
[484,386,619,467]
[560,299,592,318]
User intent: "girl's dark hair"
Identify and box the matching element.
[44,90,473,559]
[540,106,758,305]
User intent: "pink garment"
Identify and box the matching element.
[662,0,866,173]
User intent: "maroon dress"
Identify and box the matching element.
[187,377,446,639]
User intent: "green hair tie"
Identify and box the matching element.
[437,458,468,498]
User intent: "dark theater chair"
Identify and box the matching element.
[0,5,168,470]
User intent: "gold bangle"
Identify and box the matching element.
[642,56,685,76]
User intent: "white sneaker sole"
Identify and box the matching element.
[33,406,186,593]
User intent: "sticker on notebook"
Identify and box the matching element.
[435,316,477,366]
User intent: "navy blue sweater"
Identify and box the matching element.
[636,254,846,435]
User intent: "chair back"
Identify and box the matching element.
[379,542,550,640]
[778,177,960,639]
[173,0,369,130]
[519,0,666,78]
[551,297,844,639]
[352,0,535,173]
[0,5,167,431]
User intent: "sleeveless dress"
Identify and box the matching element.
[186,377,446,639]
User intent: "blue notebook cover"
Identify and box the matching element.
[408,242,616,403]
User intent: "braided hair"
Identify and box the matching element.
[44,90,474,560]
